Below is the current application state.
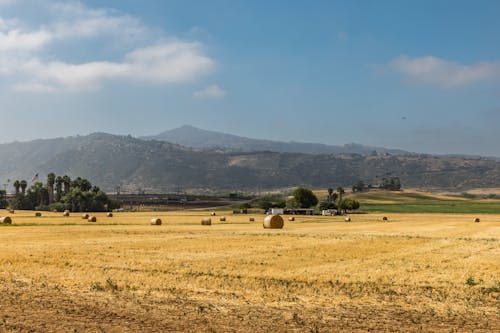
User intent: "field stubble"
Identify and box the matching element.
[0,210,499,332]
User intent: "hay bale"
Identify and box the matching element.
[201,218,212,225]
[288,216,295,221]
[382,216,388,221]
[263,215,284,229]
[81,213,90,219]
[35,212,42,217]
[211,212,216,216]
[8,209,14,214]
[345,217,351,222]
[150,218,162,225]
[474,218,480,223]
[249,217,255,222]
[107,212,113,217]
[0,216,12,224]
[63,210,70,217]
[219,216,226,222]
[88,216,97,222]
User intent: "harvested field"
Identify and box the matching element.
[0,210,499,332]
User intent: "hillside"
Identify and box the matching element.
[345,190,500,214]
[142,125,411,155]
[0,133,499,193]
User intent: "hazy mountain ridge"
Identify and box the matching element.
[0,132,499,193]
[142,125,412,155]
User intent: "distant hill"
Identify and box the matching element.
[0,133,499,193]
[142,125,411,155]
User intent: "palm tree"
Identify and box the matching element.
[62,175,71,195]
[47,173,55,204]
[20,180,27,195]
[13,180,20,195]
[327,188,333,202]
[55,176,63,202]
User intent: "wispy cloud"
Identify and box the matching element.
[0,0,215,92]
[389,55,500,87]
[193,84,226,99]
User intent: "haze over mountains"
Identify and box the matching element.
[0,127,499,193]
[142,125,411,155]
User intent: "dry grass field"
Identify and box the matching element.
[0,210,499,332]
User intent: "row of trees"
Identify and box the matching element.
[252,187,360,215]
[293,186,361,214]
[352,177,402,192]
[9,173,119,212]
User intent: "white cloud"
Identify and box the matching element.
[13,42,213,91]
[0,1,216,92]
[0,28,52,51]
[193,85,227,99]
[390,55,500,87]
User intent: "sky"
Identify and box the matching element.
[0,0,499,156]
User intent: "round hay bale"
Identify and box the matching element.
[249,217,255,222]
[8,209,14,214]
[474,218,480,223]
[219,216,226,222]
[88,216,97,222]
[0,216,12,224]
[382,216,388,221]
[150,218,162,225]
[263,215,284,229]
[288,216,295,222]
[211,212,216,216]
[107,212,113,217]
[35,212,42,217]
[81,213,90,219]
[63,210,70,217]
[201,218,212,225]
[345,217,351,222]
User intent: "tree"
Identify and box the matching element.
[20,180,27,195]
[62,175,71,194]
[72,177,92,192]
[318,201,337,211]
[23,182,48,209]
[352,180,366,193]
[339,198,360,214]
[293,187,318,208]
[7,174,118,212]
[0,190,6,209]
[47,173,55,204]
[380,177,401,191]
[327,188,334,202]
[13,180,20,195]
[55,176,63,202]
[336,187,345,205]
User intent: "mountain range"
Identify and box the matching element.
[0,126,499,193]
[142,125,411,155]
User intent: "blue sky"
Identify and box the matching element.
[0,0,499,156]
